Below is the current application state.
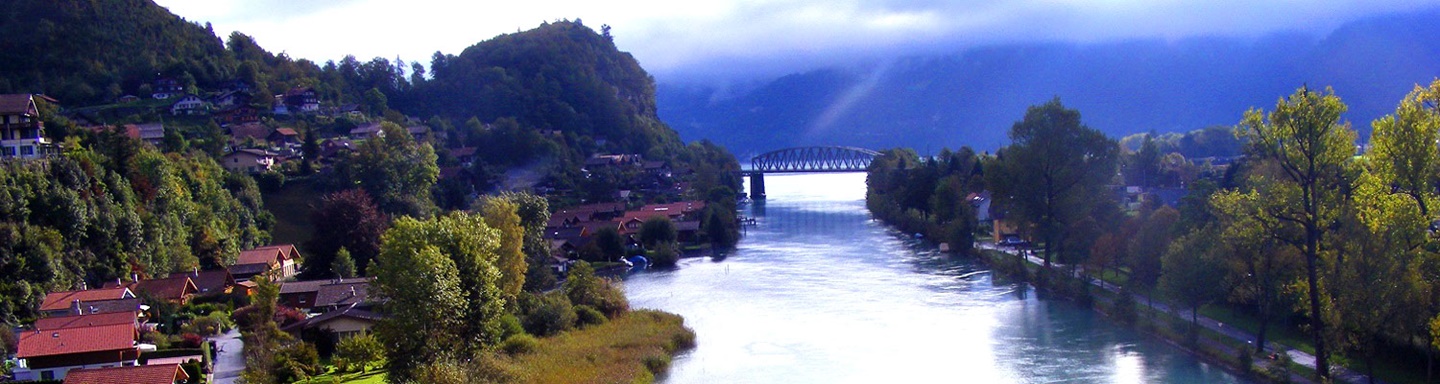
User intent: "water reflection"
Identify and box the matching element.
[625,173,1244,383]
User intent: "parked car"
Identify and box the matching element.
[999,235,1029,248]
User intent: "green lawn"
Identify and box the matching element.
[297,368,387,383]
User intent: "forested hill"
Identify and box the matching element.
[0,0,234,103]
[657,9,1440,156]
[400,21,684,157]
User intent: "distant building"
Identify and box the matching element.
[151,77,184,100]
[136,123,165,146]
[284,87,319,113]
[0,94,56,159]
[221,148,277,173]
[169,94,207,116]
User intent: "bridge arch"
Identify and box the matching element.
[746,146,879,199]
[750,146,881,173]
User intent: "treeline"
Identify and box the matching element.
[0,128,271,325]
[865,148,982,254]
[866,80,1440,382]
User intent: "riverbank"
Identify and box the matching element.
[973,246,1373,384]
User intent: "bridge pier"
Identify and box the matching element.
[749,173,766,200]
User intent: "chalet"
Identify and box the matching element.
[278,277,371,309]
[136,123,165,146]
[211,90,249,108]
[39,288,138,317]
[272,95,289,115]
[62,363,189,384]
[284,87,320,113]
[215,105,260,125]
[221,79,252,93]
[128,276,198,304]
[320,138,354,159]
[189,269,236,295]
[151,77,183,99]
[11,323,140,381]
[314,280,371,311]
[231,244,301,281]
[348,122,384,139]
[0,94,55,159]
[94,124,140,141]
[169,94,207,116]
[268,127,300,145]
[226,122,271,143]
[283,303,381,339]
[448,147,478,166]
[34,312,140,331]
[117,95,141,103]
[643,160,671,177]
[406,125,430,139]
[221,148,276,173]
[584,153,643,169]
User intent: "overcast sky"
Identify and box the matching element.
[153,0,1440,83]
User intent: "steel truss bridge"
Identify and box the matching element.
[744,146,880,198]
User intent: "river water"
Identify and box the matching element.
[624,173,1244,383]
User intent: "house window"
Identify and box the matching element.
[21,146,34,156]
[2,147,14,156]
[40,370,54,380]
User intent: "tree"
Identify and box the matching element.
[1212,189,1301,354]
[639,216,677,248]
[331,248,356,279]
[590,227,625,262]
[373,243,465,383]
[986,98,1120,275]
[477,196,527,303]
[563,261,629,317]
[377,212,505,351]
[1128,206,1179,296]
[1159,229,1227,331]
[239,277,291,384]
[334,332,384,373]
[1236,86,1356,380]
[330,122,439,217]
[306,189,389,277]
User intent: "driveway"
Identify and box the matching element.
[211,328,245,384]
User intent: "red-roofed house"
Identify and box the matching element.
[279,277,370,309]
[33,312,139,331]
[189,269,235,296]
[62,363,188,384]
[12,323,140,381]
[40,288,136,317]
[129,276,198,304]
[268,127,300,145]
[231,244,300,281]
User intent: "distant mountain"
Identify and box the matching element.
[658,9,1440,157]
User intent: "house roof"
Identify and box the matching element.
[63,363,187,384]
[349,122,382,135]
[235,244,297,266]
[228,123,271,141]
[136,123,165,140]
[545,227,587,242]
[131,276,197,301]
[228,263,271,276]
[40,288,134,312]
[33,312,138,331]
[16,323,136,358]
[280,277,371,295]
[0,94,35,115]
[310,304,382,325]
[273,127,299,137]
[448,147,477,157]
[315,281,370,308]
[189,269,234,293]
[75,298,144,315]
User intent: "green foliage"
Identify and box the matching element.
[373,243,465,383]
[1159,229,1227,327]
[334,333,384,373]
[323,122,439,217]
[564,261,630,317]
[986,98,1120,270]
[500,334,541,355]
[866,147,981,254]
[588,227,625,262]
[273,342,323,383]
[575,305,607,328]
[647,242,680,268]
[331,247,356,279]
[476,196,527,302]
[519,292,576,337]
[639,216,677,247]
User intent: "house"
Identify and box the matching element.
[39,288,137,317]
[117,95,141,104]
[211,90,249,108]
[448,147,478,166]
[320,138,354,160]
[221,149,276,173]
[128,276,198,304]
[584,153,643,169]
[11,323,140,381]
[226,122,271,143]
[284,87,320,113]
[338,103,363,117]
[278,277,370,309]
[348,122,384,139]
[189,269,235,296]
[283,303,381,339]
[314,280,371,311]
[0,94,55,159]
[136,123,165,146]
[405,125,430,139]
[231,244,301,281]
[272,95,289,115]
[34,312,140,331]
[151,77,183,99]
[169,94,207,116]
[215,105,260,125]
[268,127,300,145]
[62,363,189,384]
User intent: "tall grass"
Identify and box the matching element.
[508,309,696,383]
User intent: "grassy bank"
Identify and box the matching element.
[506,309,696,383]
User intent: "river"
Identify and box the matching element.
[624,173,1245,383]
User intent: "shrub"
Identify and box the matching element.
[565,261,630,318]
[334,333,384,373]
[575,305,607,327]
[647,242,680,268]
[180,333,204,348]
[272,342,322,383]
[522,292,576,336]
[493,313,525,341]
[643,354,671,375]
[500,334,540,355]
[186,311,231,336]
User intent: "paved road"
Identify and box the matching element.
[211,328,245,384]
[980,243,1377,384]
